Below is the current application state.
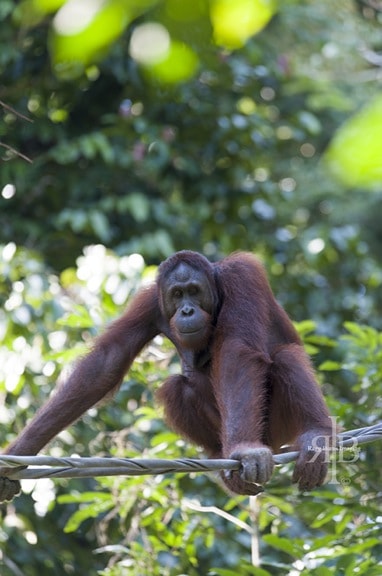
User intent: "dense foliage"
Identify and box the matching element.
[1,0,382,574]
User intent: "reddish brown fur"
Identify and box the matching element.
[1,251,332,499]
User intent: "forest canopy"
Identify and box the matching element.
[1,1,382,575]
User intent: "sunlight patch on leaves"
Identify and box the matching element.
[210,0,277,49]
[326,96,382,189]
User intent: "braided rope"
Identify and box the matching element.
[1,423,381,480]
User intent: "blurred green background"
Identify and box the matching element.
[1,1,382,574]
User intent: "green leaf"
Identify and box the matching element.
[89,210,111,242]
[319,360,342,371]
[294,319,316,336]
[210,0,277,49]
[58,491,114,533]
[57,305,94,328]
[58,491,112,504]
[326,96,382,189]
[262,534,300,557]
[145,39,199,84]
[63,499,114,532]
[50,0,132,76]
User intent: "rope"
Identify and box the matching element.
[1,423,381,480]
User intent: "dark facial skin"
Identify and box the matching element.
[161,263,214,350]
